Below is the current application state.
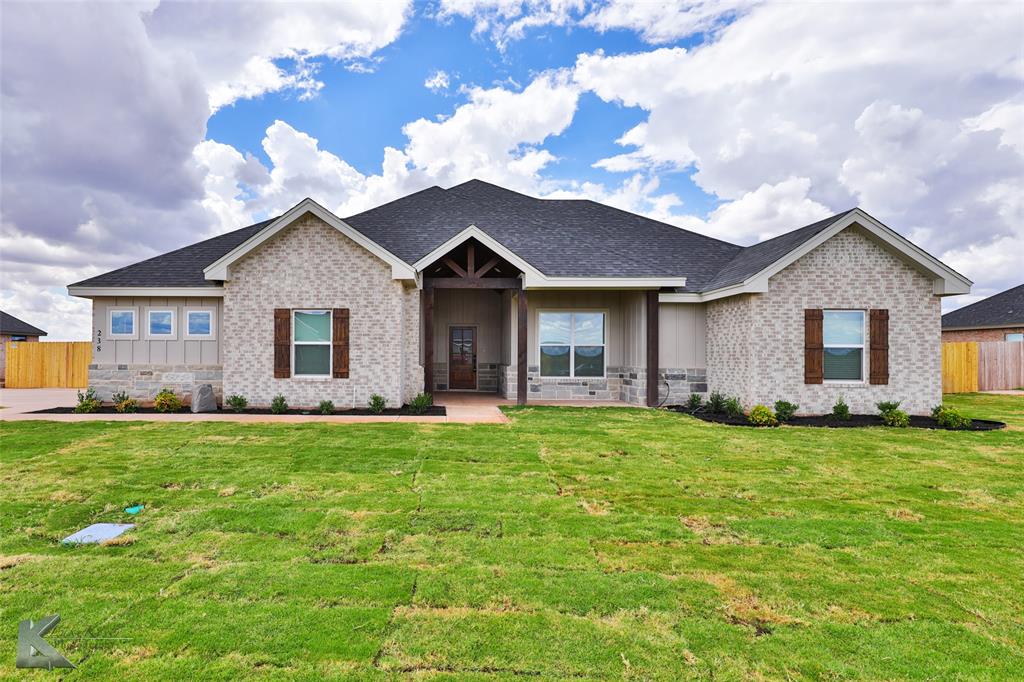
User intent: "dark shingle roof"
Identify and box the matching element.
[70,218,275,288]
[344,180,742,287]
[69,180,863,293]
[0,311,47,336]
[942,284,1024,329]
[699,209,857,291]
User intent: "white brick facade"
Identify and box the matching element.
[222,214,421,409]
[706,227,941,415]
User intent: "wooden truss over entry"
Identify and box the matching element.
[422,239,528,404]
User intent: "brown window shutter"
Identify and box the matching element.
[274,308,290,378]
[869,308,889,385]
[332,308,349,378]
[804,308,823,384]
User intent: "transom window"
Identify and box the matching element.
[1006,332,1023,343]
[148,310,175,337]
[109,309,136,337]
[823,310,865,382]
[293,310,332,377]
[539,311,605,378]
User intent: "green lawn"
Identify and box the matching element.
[1,394,1022,680]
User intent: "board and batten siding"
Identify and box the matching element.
[432,289,506,364]
[659,303,707,369]
[90,297,222,365]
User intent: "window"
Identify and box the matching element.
[185,310,215,339]
[108,309,136,338]
[539,311,605,377]
[10,335,27,342]
[823,310,865,381]
[147,309,176,338]
[1006,332,1023,343]
[293,310,332,376]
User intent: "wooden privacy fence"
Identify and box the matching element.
[942,341,1024,393]
[4,341,91,388]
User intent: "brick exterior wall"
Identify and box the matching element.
[222,214,421,409]
[942,327,1024,343]
[706,227,941,415]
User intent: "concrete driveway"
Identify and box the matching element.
[0,388,79,416]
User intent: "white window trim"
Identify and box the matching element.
[107,307,138,340]
[184,309,216,340]
[1005,332,1023,342]
[292,309,332,379]
[823,309,866,384]
[145,308,177,340]
[538,309,608,379]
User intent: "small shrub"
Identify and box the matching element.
[74,387,101,414]
[225,394,248,413]
[748,404,778,427]
[881,409,910,427]
[933,405,972,430]
[685,393,703,411]
[707,391,726,414]
[270,394,288,414]
[876,400,902,415]
[154,388,183,413]
[408,392,433,415]
[115,397,139,414]
[830,396,851,421]
[368,393,388,414]
[724,396,743,418]
[318,399,335,415]
[111,390,130,405]
[774,400,798,422]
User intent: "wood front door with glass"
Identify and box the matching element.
[449,327,477,390]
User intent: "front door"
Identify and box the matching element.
[449,327,477,390]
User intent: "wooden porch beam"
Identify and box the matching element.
[466,242,475,277]
[646,290,659,408]
[517,287,528,405]
[442,257,467,278]
[475,255,500,278]
[425,277,521,290]
[423,287,434,396]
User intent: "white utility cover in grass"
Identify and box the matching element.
[62,523,135,544]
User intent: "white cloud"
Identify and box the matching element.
[964,98,1024,155]
[425,70,451,92]
[437,0,585,50]
[582,0,757,44]
[146,0,411,110]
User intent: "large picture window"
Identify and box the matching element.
[823,310,865,381]
[539,311,605,378]
[293,310,332,376]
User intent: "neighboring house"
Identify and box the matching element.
[67,180,971,414]
[0,310,48,386]
[941,283,1024,343]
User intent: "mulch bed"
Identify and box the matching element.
[669,407,1005,431]
[31,405,447,417]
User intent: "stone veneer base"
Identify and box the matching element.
[88,364,223,404]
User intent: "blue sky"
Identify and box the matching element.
[1,1,1022,339]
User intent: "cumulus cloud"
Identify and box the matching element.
[437,0,585,50]
[582,0,757,43]
[424,70,451,92]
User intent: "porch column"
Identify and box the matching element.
[517,287,528,405]
[423,285,434,396]
[646,290,659,407]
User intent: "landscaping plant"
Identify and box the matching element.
[876,400,908,427]
[74,387,101,414]
[270,395,288,414]
[748,404,778,427]
[932,404,972,430]
[154,388,184,413]
[408,392,433,415]
[685,393,703,411]
[112,391,139,414]
[773,400,799,422]
[724,396,743,418]
[225,394,248,413]
[318,400,335,415]
[368,393,388,414]
[707,391,726,414]
[830,396,851,421]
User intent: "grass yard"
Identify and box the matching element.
[1,393,1022,680]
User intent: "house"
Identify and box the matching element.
[941,283,1024,343]
[0,310,48,386]
[67,180,970,415]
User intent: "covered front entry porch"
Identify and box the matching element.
[421,238,663,406]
